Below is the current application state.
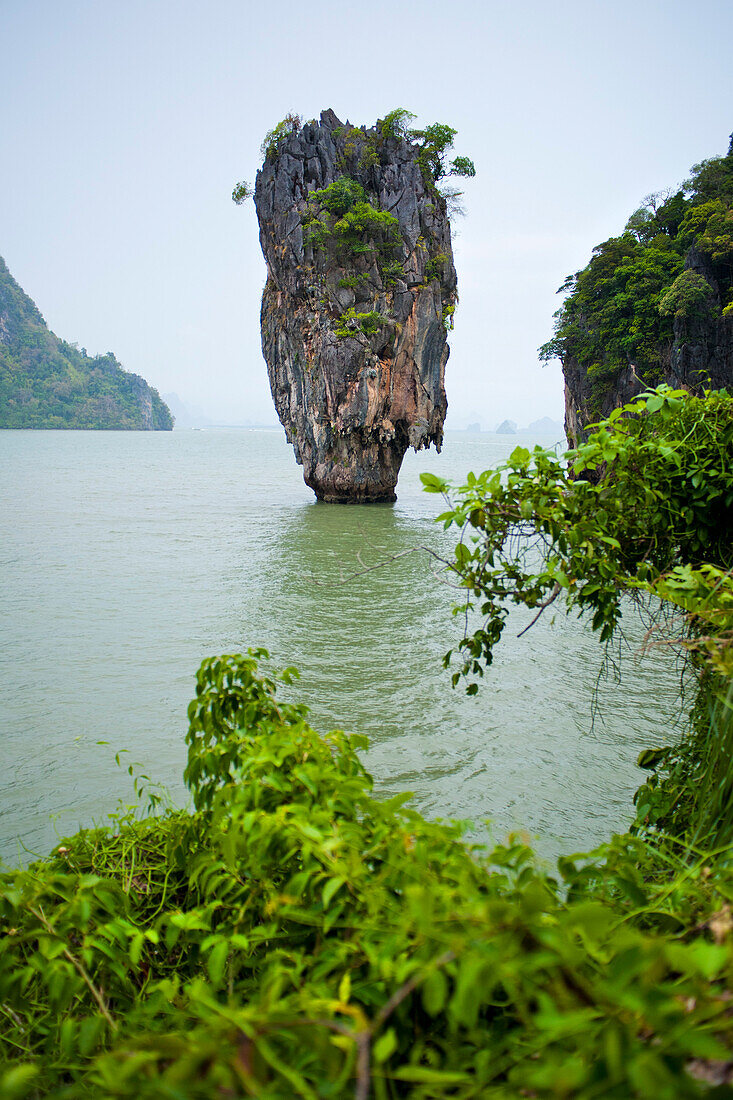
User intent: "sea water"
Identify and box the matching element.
[0,427,683,864]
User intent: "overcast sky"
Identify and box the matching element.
[3,0,733,428]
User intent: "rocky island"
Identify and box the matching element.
[0,256,172,430]
[247,109,474,501]
[542,134,733,443]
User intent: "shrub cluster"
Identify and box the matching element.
[2,643,733,1098]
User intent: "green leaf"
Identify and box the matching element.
[207,939,228,985]
[373,1027,397,1064]
[422,968,448,1016]
[454,545,470,570]
[338,971,351,1003]
[393,1066,471,1084]
[637,747,668,769]
[420,472,448,493]
[0,1065,40,1099]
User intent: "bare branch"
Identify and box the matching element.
[310,545,453,587]
[373,950,456,1031]
[516,583,561,638]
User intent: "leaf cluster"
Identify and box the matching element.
[301,178,401,263]
[334,308,389,340]
[260,113,302,161]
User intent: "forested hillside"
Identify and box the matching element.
[0,257,172,430]
[542,135,733,440]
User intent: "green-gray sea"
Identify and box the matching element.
[0,427,682,863]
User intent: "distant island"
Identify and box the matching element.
[459,417,564,434]
[0,257,172,430]
[496,418,517,434]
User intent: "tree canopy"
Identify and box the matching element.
[540,136,733,400]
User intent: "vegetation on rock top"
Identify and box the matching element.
[235,110,474,342]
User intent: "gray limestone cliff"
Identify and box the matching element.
[254,110,457,502]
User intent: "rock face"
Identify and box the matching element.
[255,110,457,502]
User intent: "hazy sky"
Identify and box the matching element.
[4,0,733,427]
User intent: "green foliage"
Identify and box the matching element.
[309,177,368,216]
[400,121,476,195]
[380,259,404,287]
[378,108,416,140]
[337,273,369,290]
[658,270,719,321]
[231,180,253,205]
[449,156,476,179]
[302,178,401,263]
[426,386,733,687]
[425,253,449,282]
[540,233,683,374]
[542,135,733,401]
[358,141,380,169]
[0,258,173,430]
[334,308,388,339]
[260,113,302,160]
[3,648,733,1098]
[634,669,733,844]
[697,203,733,281]
[333,202,401,255]
[409,124,456,183]
[686,153,733,203]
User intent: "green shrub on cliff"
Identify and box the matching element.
[659,269,720,322]
[334,307,388,339]
[260,113,302,161]
[301,178,401,263]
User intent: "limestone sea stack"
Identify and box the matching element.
[254,110,457,502]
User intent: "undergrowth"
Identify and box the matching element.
[1,648,732,1098]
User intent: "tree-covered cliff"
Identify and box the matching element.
[541,134,733,442]
[0,257,173,430]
